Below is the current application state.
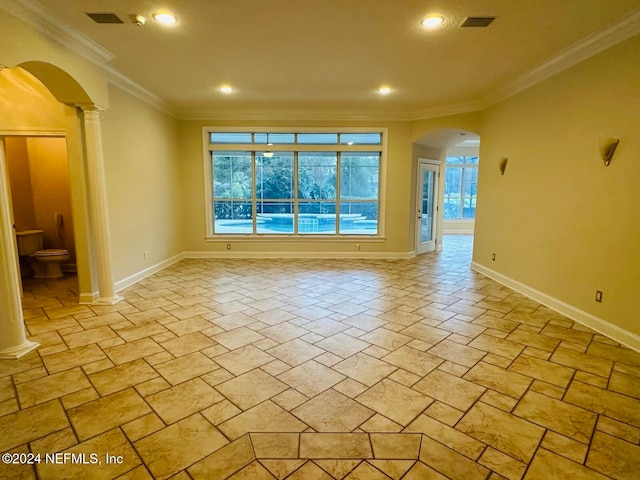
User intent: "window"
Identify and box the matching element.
[206,130,385,237]
[443,156,479,220]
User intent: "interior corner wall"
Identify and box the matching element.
[474,35,640,340]
[100,85,183,282]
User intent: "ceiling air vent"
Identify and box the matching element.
[461,17,496,28]
[86,13,123,24]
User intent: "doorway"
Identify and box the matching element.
[416,159,440,255]
[3,135,77,291]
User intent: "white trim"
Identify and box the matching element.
[205,236,386,243]
[482,8,640,108]
[443,220,475,235]
[0,340,40,360]
[471,261,640,352]
[114,252,185,293]
[0,130,66,137]
[203,127,387,239]
[184,250,414,260]
[181,100,485,122]
[416,160,440,255]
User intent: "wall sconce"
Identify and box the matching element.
[602,139,619,166]
[499,158,508,175]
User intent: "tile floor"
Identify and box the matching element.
[1,236,639,480]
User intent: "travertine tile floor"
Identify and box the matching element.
[1,235,639,480]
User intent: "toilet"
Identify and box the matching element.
[32,249,71,279]
[15,230,70,279]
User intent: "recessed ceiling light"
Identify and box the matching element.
[422,16,444,28]
[377,87,392,95]
[153,12,177,25]
[219,85,234,94]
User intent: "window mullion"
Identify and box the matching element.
[336,152,341,235]
[460,166,466,219]
[293,152,299,235]
[251,152,257,234]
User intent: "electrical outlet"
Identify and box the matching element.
[491,253,496,261]
[144,250,148,259]
[226,243,231,250]
[595,290,603,303]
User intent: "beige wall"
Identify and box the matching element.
[27,137,75,258]
[0,68,67,132]
[5,137,76,261]
[101,85,183,280]
[474,35,640,337]
[4,138,35,230]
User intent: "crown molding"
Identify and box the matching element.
[176,98,484,123]
[1,0,113,65]
[190,7,639,124]
[105,67,176,117]
[3,0,638,123]
[408,99,484,122]
[178,110,415,122]
[481,8,640,109]
[1,0,177,117]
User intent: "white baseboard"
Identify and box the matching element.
[114,253,185,293]
[184,250,415,259]
[471,261,640,352]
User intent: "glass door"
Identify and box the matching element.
[416,161,439,254]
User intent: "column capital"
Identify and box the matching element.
[77,103,106,113]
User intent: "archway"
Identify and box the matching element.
[0,63,119,359]
[412,128,481,254]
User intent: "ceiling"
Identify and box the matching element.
[7,0,640,119]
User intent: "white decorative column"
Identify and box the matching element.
[0,140,39,359]
[81,106,122,304]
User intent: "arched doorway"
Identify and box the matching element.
[412,128,481,254]
[0,63,120,359]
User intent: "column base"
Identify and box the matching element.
[0,340,40,360]
[79,292,99,304]
[91,294,124,305]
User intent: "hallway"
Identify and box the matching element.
[1,236,639,479]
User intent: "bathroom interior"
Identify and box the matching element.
[5,136,77,290]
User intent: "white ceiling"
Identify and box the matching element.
[7,0,640,119]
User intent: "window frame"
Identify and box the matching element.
[203,127,387,241]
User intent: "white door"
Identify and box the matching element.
[416,161,439,254]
